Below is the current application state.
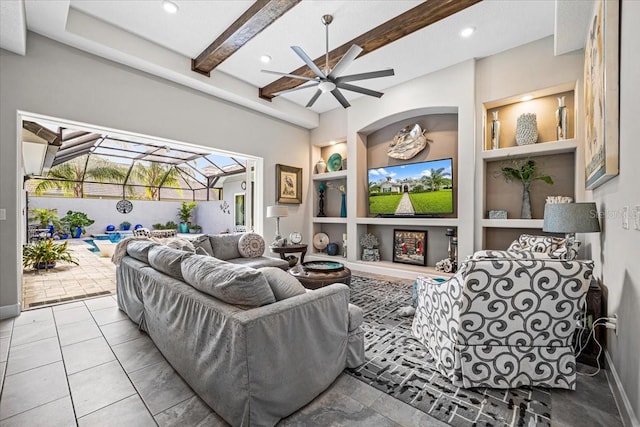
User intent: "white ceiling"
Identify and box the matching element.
[2,0,592,128]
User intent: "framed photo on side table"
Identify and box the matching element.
[276,164,302,204]
[392,229,427,267]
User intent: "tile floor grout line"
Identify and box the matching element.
[52,305,81,427]
[86,299,158,424]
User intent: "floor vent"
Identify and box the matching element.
[28,290,112,308]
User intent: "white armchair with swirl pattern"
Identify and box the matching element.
[412,250,593,390]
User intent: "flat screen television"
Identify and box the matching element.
[368,158,454,216]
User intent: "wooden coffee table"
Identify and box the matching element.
[288,261,351,289]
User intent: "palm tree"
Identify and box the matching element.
[34,156,126,197]
[426,167,451,192]
[130,162,181,200]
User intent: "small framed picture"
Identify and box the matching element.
[276,164,302,204]
[393,229,427,266]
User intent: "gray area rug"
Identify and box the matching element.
[346,275,552,427]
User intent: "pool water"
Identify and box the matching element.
[85,233,122,253]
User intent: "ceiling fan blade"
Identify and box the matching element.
[336,82,384,98]
[331,88,351,108]
[335,68,395,84]
[273,82,319,97]
[291,46,326,79]
[306,89,323,108]
[261,70,317,82]
[328,44,363,79]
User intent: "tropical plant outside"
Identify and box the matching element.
[29,208,61,230]
[34,156,126,198]
[178,201,197,223]
[22,239,79,272]
[130,163,181,200]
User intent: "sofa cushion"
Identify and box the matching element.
[148,245,192,281]
[181,255,275,306]
[192,235,214,256]
[260,267,306,301]
[238,233,265,258]
[209,234,242,260]
[126,240,160,264]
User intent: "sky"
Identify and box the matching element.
[368,158,452,182]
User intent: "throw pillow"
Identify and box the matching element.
[192,235,214,256]
[260,267,306,300]
[126,240,160,264]
[238,233,265,258]
[148,245,192,281]
[209,234,242,260]
[181,255,275,307]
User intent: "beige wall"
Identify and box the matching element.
[588,0,640,420]
[0,33,310,316]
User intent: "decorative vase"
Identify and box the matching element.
[179,222,189,233]
[556,96,568,140]
[315,158,327,174]
[515,113,538,145]
[340,193,347,217]
[106,224,115,232]
[72,227,82,238]
[490,111,501,150]
[521,182,532,219]
[327,243,339,256]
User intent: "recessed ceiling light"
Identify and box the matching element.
[162,0,179,14]
[260,55,272,64]
[521,95,533,102]
[460,27,475,38]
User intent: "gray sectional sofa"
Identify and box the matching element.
[116,239,364,427]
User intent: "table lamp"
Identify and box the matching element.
[543,202,601,260]
[266,205,288,242]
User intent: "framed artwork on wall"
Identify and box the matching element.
[276,164,302,204]
[392,229,427,266]
[584,0,620,189]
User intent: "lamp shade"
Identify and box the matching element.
[543,202,601,233]
[266,205,288,218]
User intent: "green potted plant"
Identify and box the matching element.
[178,201,196,233]
[29,208,61,237]
[22,238,79,272]
[61,210,95,238]
[499,159,553,219]
[165,221,178,230]
[120,221,132,231]
[189,224,202,234]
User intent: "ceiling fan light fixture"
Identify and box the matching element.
[318,81,336,93]
[162,0,179,14]
[260,55,272,64]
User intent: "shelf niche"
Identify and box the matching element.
[364,113,459,219]
[484,86,575,152]
[485,152,575,220]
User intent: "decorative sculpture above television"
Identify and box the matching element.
[387,123,432,160]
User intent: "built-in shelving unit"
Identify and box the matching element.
[479,81,581,249]
[312,217,347,224]
[311,169,347,181]
[355,217,459,227]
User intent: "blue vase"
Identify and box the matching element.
[179,223,189,233]
[106,224,116,232]
[340,193,347,218]
[327,243,339,256]
[73,227,82,238]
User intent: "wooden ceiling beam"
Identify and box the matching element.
[192,0,301,76]
[259,0,482,100]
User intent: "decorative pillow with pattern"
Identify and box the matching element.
[507,233,565,254]
[238,233,265,258]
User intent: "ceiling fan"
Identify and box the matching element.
[262,14,395,109]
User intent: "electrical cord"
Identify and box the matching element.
[575,316,610,377]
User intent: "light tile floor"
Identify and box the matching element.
[0,293,624,426]
[22,240,116,310]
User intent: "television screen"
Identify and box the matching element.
[368,158,454,216]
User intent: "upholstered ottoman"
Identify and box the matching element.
[289,262,351,289]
